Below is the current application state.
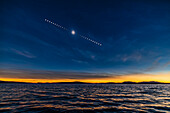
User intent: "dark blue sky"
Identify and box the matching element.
[0,0,170,80]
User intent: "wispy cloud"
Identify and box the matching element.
[11,49,36,58]
[72,48,98,61]
[119,51,142,62]
[0,69,113,79]
[145,57,170,72]
[72,59,88,64]
[0,69,170,83]
[145,57,162,72]
[163,61,170,68]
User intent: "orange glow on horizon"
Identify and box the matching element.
[0,72,170,83]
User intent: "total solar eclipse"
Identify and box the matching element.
[45,19,102,46]
[71,30,75,35]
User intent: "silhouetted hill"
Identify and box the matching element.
[0,80,28,84]
[0,80,169,84]
[51,81,91,84]
[122,81,137,84]
[138,81,163,84]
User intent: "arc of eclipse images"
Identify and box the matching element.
[45,19,102,46]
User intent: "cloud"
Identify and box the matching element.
[163,61,170,68]
[0,69,170,83]
[72,59,88,64]
[119,51,142,62]
[73,48,97,60]
[0,69,113,79]
[11,48,36,58]
[145,57,170,72]
[145,57,162,71]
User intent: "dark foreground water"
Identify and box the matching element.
[0,84,170,113]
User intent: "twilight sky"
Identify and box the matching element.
[0,0,170,82]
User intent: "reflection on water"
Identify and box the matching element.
[0,84,170,112]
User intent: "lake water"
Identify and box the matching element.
[0,84,170,113]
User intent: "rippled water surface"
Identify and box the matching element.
[0,84,170,113]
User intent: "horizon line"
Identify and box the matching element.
[0,80,170,84]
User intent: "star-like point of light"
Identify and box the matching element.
[71,30,75,35]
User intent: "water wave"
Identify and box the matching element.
[0,84,170,112]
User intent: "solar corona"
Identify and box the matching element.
[71,30,75,35]
[45,19,102,46]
